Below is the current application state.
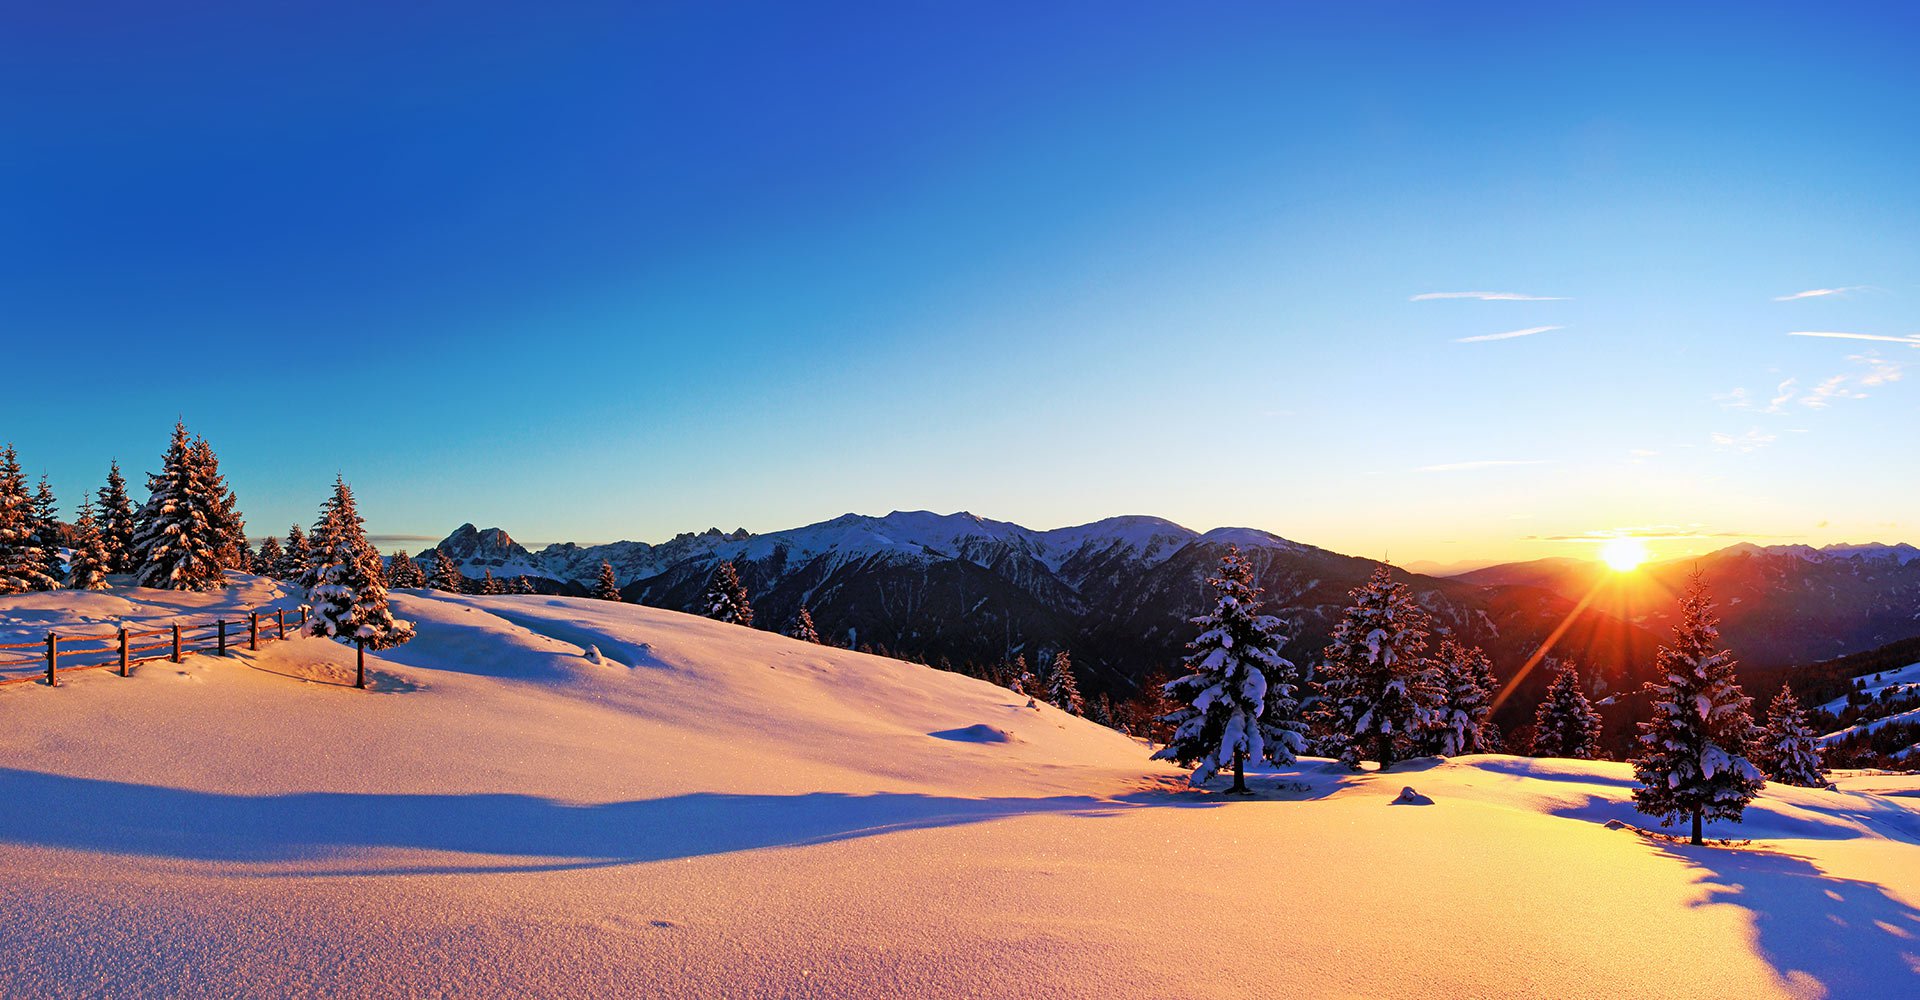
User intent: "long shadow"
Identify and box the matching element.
[0,768,1215,876]
[1469,757,1640,789]
[1659,844,1920,997]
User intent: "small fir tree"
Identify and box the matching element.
[1009,654,1036,697]
[278,524,312,581]
[256,535,285,578]
[96,461,138,573]
[1755,685,1829,788]
[513,575,534,595]
[788,606,823,643]
[130,422,228,591]
[1152,545,1304,792]
[1421,638,1498,756]
[1046,650,1085,716]
[67,501,113,591]
[1318,564,1439,770]
[1632,573,1766,845]
[386,549,425,589]
[0,446,59,595]
[479,569,504,595]
[29,475,64,590]
[302,478,414,650]
[592,560,622,601]
[426,550,463,592]
[702,560,753,626]
[1532,660,1604,759]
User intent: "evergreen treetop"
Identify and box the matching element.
[1317,563,1439,771]
[592,560,622,601]
[302,477,414,651]
[1532,660,1604,760]
[96,461,137,573]
[0,445,60,595]
[702,560,753,626]
[1755,685,1829,788]
[788,606,823,644]
[1046,649,1085,716]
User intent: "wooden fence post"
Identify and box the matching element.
[217,620,227,657]
[118,627,129,677]
[171,624,182,663]
[355,640,366,690]
[299,607,308,629]
[276,608,286,639]
[45,633,58,687]
[249,612,259,651]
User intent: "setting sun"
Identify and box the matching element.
[1599,536,1649,572]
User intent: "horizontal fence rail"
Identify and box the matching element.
[0,605,311,689]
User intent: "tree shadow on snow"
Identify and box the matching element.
[0,767,1217,877]
[1658,844,1920,997]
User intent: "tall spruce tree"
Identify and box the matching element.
[29,475,63,590]
[426,549,462,592]
[702,560,753,626]
[130,422,228,591]
[1046,650,1085,716]
[1532,660,1604,759]
[303,478,414,650]
[788,606,823,643]
[1152,545,1304,792]
[0,446,60,594]
[96,461,137,573]
[278,524,312,581]
[1632,573,1766,845]
[1755,685,1829,788]
[67,501,112,591]
[1422,638,1498,756]
[592,560,622,601]
[1318,564,1439,770]
[189,438,247,571]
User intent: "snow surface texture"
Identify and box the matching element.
[2,583,1918,998]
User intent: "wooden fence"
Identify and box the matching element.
[0,605,365,689]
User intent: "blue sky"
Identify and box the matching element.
[4,2,1916,565]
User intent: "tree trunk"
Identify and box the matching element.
[1377,735,1394,772]
[1229,755,1248,794]
[1691,808,1703,846]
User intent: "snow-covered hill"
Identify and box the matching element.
[2,581,1917,998]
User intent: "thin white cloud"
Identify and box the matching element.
[1852,353,1905,386]
[1712,428,1778,452]
[1774,286,1865,301]
[1417,459,1551,473]
[1410,291,1568,302]
[1455,325,1564,343]
[1788,331,1920,347]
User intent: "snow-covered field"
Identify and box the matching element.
[2,582,1916,998]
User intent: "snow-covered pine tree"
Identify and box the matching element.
[278,524,311,581]
[1046,650,1085,716]
[479,569,504,595]
[256,535,285,578]
[788,606,822,643]
[1632,573,1766,845]
[0,446,60,595]
[189,437,248,571]
[1755,685,1829,788]
[96,461,138,573]
[1532,660,1604,759]
[1009,654,1035,697]
[702,560,753,626]
[302,477,414,651]
[513,575,534,595]
[1421,638,1498,756]
[381,549,415,589]
[1152,545,1305,792]
[591,560,622,601]
[67,501,112,591]
[29,475,64,590]
[1317,564,1439,771]
[130,422,228,591]
[426,549,462,592]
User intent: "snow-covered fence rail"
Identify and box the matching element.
[0,606,310,689]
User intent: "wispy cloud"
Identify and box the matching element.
[1718,353,1905,415]
[1774,286,1865,301]
[1455,325,1564,343]
[1711,428,1778,452]
[1410,291,1568,302]
[1417,459,1550,473]
[1788,331,1920,347]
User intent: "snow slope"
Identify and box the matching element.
[1820,660,1920,714]
[2,583,1917,999]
